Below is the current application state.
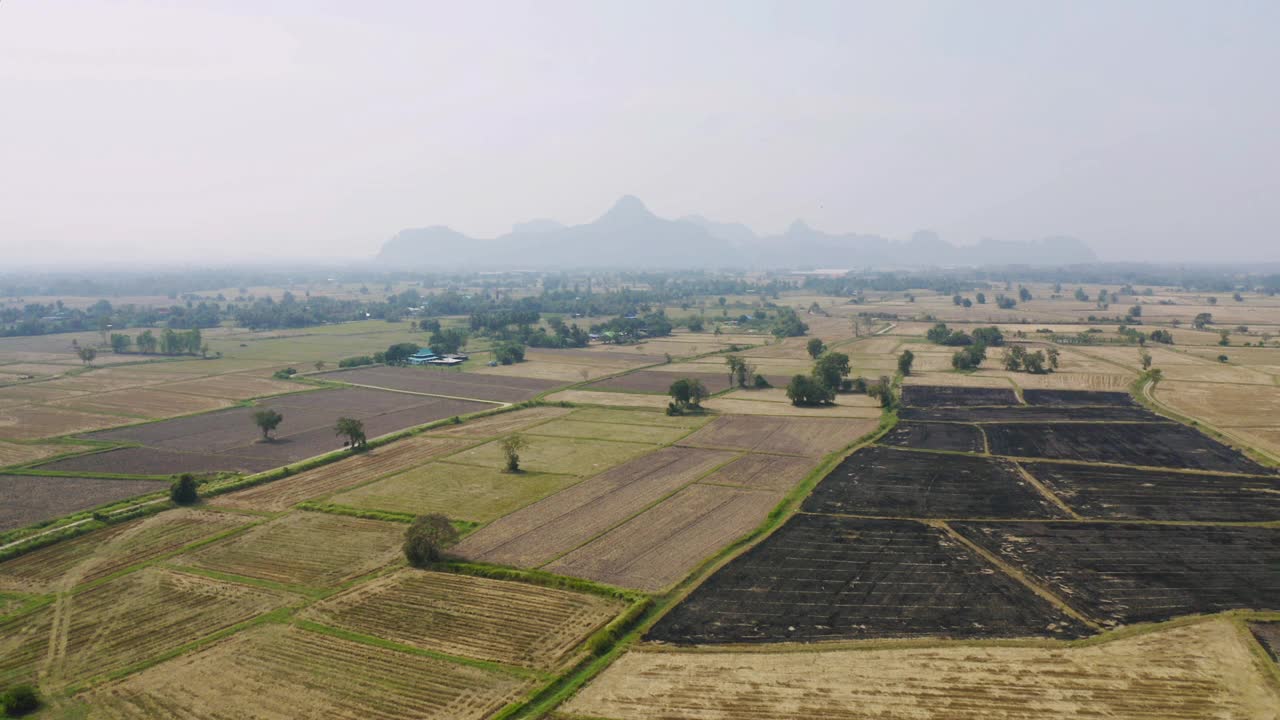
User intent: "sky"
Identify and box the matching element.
[1,0,1277,265]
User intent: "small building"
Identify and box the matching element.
[407,350,439,365]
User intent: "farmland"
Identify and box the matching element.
[81,623,532,720]
[802,447,1066,519]
[303,569,623,670]
[648,514,1087,643]
[983,422,1270,472]
[900,385,1019,406]
[566,619,1280,720]
[679,415,875,456]
[318,365,558,403]
[880,421,985,452]
[331,462,581,522]
[444,434,659,476]
[176,512,405,588]
[586,370,734,395]
[0,475,165,532]
[952,522,1280,626]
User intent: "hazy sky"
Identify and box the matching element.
[2,1,1277,265]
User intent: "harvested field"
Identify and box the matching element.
[304,569,623,670]
[423,405,571,439]
[564,407,712,429]
[679,415,874,456]
[803,447,1066,519]
[177,512,403,588]
[0,405,124,441]
[984,422,1270,473]
[151,373,304,400]
[525,418,691,444]
[212,436,471,511]
[586,370,733,395]
[0,474,165,532]
[1156,380,1280,430]
[1022,389,1135,406]
[1251,622,1280,662]
[697,453,815,493]
[0,509,254,593]
[953,522,1280,626]
[901,385,1020,407]
[0,440,92,468]
[702,396,882,418]
[80,387,491,474]
[567,619,1280,720]
[545,483,784,592]
[81,623,530,720]
[332,463,580,522]
[318,365,559,402]
[38,446,276,476]
[1024,461,1280,522]
[1000,371,1134,391]
[543,389,670,409]
[880,422,985,452]
[648,515,1086,644]
[0,567,292,688]
[445,434,657,476]
[455,447,736,568]
[51,388,234,419]
[900,405,1165,423]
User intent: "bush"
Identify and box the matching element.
[1,684,40,716]
[271,367,297,379]
[403,514,459,567]
[752,374,771,389]
[337,355,375,368]
[169,474,199,505]
[493,342,526,365]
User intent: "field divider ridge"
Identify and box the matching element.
[1013,462,1083,519]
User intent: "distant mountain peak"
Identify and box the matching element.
[787,219,813,235]
[598,194,653,223]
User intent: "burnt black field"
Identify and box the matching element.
[1024,461,1280,522]
[803,446,1066,519]
[879,421,985,452]
[1022,389,1135,406]
[984,422,1269,473]
[900,385,1019,407]
[1250,622,1280,662]
[900,405,1165,423]
[952,522,1280,626]
[647,515,1088,644]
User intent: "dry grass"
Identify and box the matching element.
[51,388,234,419]
[564,619,1280,720]
[176,512,404,588]
[212,436,472,511]
[332,463,580,522]
[445,435,659,476]
[304,569,623,670]
[0,441,94,468]
[423,406,571,439]
[680,415,876,456]
[544,389,671,409]
[154,373,305,399]
[0,405,123,441]
[80,623,531,720]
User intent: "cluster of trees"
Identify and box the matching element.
[785,349,853,406]
[592,312,673,342]
[923,323,1005,371]
[1001,345,1060,374]
[725,354,769,389]
[108,328,206,356]
[769,307,809,338]
[667,377,709,415]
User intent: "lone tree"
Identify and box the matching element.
[334,416,367,450]
[170,474,199,505]
[1139,348,1153,370]
[897,349,914,376]
[251,408,284,441]
[1,684,40,717]
[76,346,96,366]
[403,514,459,566]
[806,338,826,359]
[500,434,529,472]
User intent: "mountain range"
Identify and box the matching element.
[377,195,1096,269]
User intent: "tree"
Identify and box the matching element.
[867,375,895,408]
[1046,347,1060,370]
[110,333,132,353]
[850,317,863,337]
[1207,296,1218,305]
[1022,350,1047,374]
[972,327,1005,347]
[1218,330,1230,346]
[1074,288,1089,302]
[252,408,284,441]
[170,474,199,505]
[1149,329,1174,344]
[334,417,367,450]
[1217,354,1229,363]
[498,434,529,472]
[1002,346,1024,371]
[995,295,1017,309]
[1139,348,1153,370]
[314,360,327,372]
[952,344,986,370]
[786,374,834,406]
[975,292,986,304]
[668,378,708,410]
[1018,286,1032,302]
[812,351,850,390]
[136,329,158,354]
[76,346,96,366]
[493,342,525,365]
[897,349,914,376]
[1193,313,1213,329]
[1233,292,1244,302]
[725,354,745,388]
[0,684,40,716]
[806,338,826,359]
[429,328,467,354]
[403,514,459,566]
[383,342,421,366]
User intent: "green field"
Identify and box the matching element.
[331,462,582,522]
[443,434,660,476]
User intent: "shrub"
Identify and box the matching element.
[169,474,199,505]
[752,374,771,389]
[271,367,297,379]
[1,684,40,716]
[403,514,459,567]
[337,355,375,368]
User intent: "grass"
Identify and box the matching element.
[331,463,582,523]
[443,435,659,477]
